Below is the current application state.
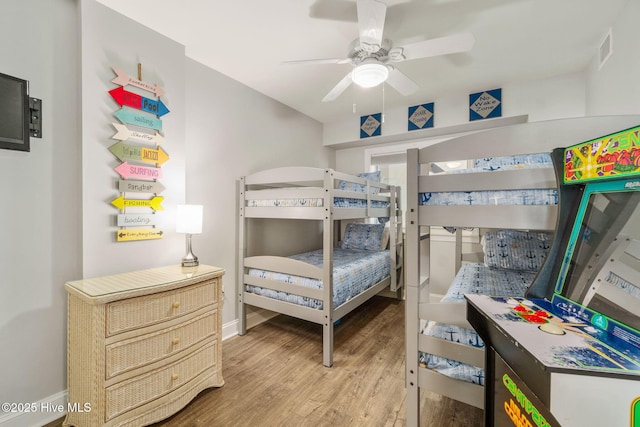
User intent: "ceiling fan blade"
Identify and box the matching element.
[283,58,351,66]
[322,72,353,102]
[385,68,418,96]
[391,32,475,62]
[357,0,387,53]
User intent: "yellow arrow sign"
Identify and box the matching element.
[111,196,164,211]
[141,146,170,166]
[116,228,164,242]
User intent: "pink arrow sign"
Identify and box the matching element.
[114,162,163,180]
[111,67,165,97]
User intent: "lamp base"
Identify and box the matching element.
[181,234,199,267]
[181,258,199,267]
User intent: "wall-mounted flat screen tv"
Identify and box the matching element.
[0,72,30,152]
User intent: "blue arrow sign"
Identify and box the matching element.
[114,108,162,131]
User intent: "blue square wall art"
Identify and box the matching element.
[408,103,434,131]
[469,88,502,121]
[360,113,382,138]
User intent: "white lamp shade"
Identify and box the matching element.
[352,62,389,88]
[176,204,203,234]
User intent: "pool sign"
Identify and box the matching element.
[109,86,170,117]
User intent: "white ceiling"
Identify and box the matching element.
[96,0,628,124]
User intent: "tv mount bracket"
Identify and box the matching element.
[29,97,42,138]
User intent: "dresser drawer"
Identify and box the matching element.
[106,279,218,336]
[105,310,217,379]
[105,341,217,421]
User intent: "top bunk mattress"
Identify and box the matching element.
[419,152,558,206]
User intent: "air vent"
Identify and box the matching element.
[599,29,613,69]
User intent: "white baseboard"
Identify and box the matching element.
[1,311,278,427]
[222,308,278,341]
[0,390,67,427]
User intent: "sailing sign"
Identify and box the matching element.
[109,86,170,117]
[114,108,162,131]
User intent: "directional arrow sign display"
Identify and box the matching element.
[111,195,164,211]
[112,67,165,97]
[114,162,162,180]
[114,108,162,131]
[111,123,164,145]
[109,86,170,117]
[117,213,158,227]
[118,179,165,194]
[109,141,169,166]
[116,228,164,242]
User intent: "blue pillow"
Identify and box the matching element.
[337,171,381,195]
[341,223,385,251]
[483,229,552,271]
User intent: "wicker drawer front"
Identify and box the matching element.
[106,280,218,336]
[105,310,217,379]
[105,342,217,421]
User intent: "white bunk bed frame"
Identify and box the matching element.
[404,116,640,426]
[237,166,403,367]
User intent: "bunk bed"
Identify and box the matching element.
[404,116,640,426]
[237,167,403,367]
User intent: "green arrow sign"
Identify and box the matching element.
[109,141,169,166]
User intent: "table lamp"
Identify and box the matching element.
[176,204,203,267]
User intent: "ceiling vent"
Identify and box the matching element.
[599,29,613,69]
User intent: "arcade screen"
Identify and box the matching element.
[558,186,640,332]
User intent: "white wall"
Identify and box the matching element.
[0,1,330,426]
[585,0,640,115]
[80,0,187,278]
[0,0,81,420]
[184,58,332,327]
[325,71,587,147]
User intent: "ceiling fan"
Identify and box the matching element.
[286,0,475,102]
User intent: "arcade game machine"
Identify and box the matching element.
[467,124,640,427]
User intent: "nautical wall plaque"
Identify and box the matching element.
[360,113,381,138]
[408,103,434,131]
[469,88,502,121]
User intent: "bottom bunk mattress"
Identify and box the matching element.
[419,263,536,385]
[246,248,391,310]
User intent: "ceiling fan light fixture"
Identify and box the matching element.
[352,62,389,88]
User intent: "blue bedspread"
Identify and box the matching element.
[419,263,535,385]
[246,248,391,310]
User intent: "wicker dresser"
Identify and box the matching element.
[63,264,224,427]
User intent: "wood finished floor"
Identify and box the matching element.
[47,296,482,427]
